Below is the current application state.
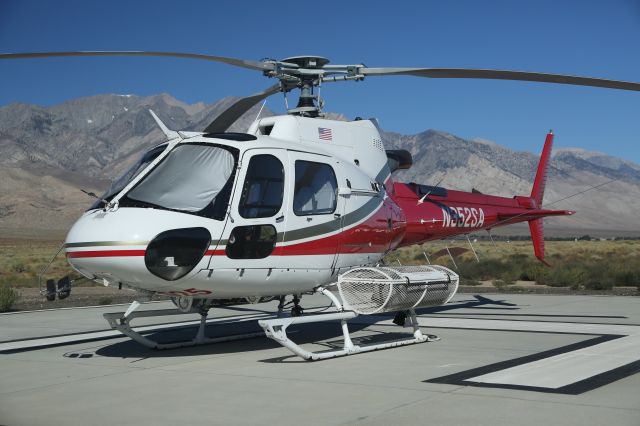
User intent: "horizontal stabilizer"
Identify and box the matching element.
[497,209,574,222]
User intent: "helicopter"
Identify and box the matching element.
[2,51,639,360]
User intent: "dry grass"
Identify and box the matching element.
[0,284,19,312]
[1,237,638,293]
[385,239,640,290]
[0,238,91,289]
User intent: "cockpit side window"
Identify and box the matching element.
[90,144,166,210]
[293,161,337,216]
[238,154,284,218]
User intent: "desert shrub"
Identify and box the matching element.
[458,258,508,281]
[520,262,545,282]
[609,267,640,287]
[507,253,529,264]
[497,268,519,285]
[459,277,482,286]
[582,271,615,290]
[10,262,28,273]
[492,279,512,289]
[544,267,585,287]
[0,285,19,312]
[391,240,640,291]
[0,274,39,288]
[413,251,429,261]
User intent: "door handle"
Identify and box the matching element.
[334,213,342,219]
[276,215,284,223]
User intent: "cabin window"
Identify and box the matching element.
[239,154,284,218]
[225,225,277,259]
[293,161,337,216]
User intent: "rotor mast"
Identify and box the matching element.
[262,56,367,117]
[273,56,331,117]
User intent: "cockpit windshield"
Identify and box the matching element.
[118,143,238,220]
[90,144,167,210]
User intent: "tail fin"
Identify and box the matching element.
[529,218,549,266]
[529,131,554,265]
[531,131,554,207]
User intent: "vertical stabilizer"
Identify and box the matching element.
[531,131,554,207]
[529,218,549,266]
[529,131,554,265]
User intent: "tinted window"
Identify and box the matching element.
[293,161,337,216]
[239,154,284,218]
[225,225,277,259]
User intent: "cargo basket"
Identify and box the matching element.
[336,265,459,315]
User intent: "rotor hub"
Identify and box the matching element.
[281,56,330,69]
[270,56,334,117]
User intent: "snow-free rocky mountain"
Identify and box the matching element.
[1,93,638,234]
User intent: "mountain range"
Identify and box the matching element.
[1,93,638,235]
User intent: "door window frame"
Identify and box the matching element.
[292,159,338,217]
[237,153,285,219]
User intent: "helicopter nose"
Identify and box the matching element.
[64,209,218,288]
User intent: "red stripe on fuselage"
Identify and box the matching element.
[67,249,220,259]
[66,241,380,258]
[65,203,401,259]
[66,249,146,258]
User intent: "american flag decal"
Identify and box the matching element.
[318,127,333,141]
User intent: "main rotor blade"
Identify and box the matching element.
[360,67,640,92]
[203,83,281,133]
[0,51,274,72]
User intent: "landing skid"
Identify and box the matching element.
[258,288,439,361]
[103,301,263,350]
[105,269,448,358]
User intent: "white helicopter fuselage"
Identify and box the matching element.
[64,115,406,299]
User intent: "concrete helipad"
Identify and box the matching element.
[1,293,639,426]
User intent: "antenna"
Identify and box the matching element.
[148,109,179,140]
[254,100,267,122]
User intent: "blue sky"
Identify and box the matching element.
[1,0,639,162]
